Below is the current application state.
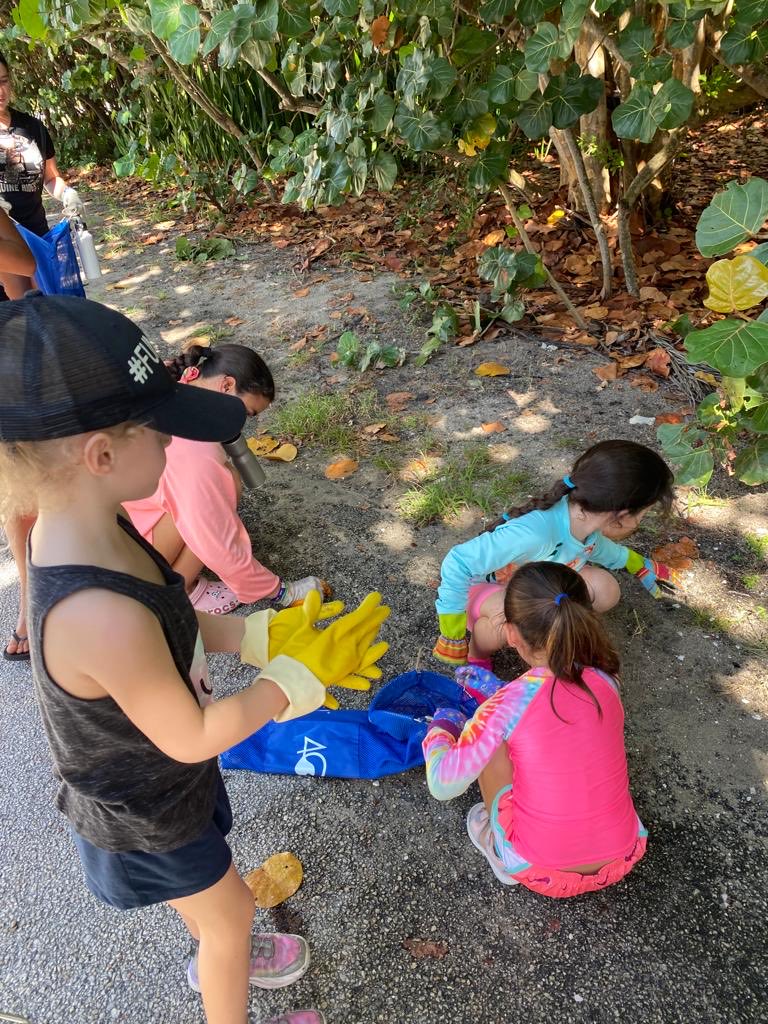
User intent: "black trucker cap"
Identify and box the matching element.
[0,293,246,443]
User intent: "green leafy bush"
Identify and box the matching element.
[658,177,768,487]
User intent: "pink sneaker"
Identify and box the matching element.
[187,933,310,992]
[188,577,240,615]
[258,1014,326,1024]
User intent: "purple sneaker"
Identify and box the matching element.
[187,933,310,992]
[258,1014,327,1024]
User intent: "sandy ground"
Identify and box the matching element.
[0,188,766,1024]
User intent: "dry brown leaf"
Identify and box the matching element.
[616,353,649,370]
[482,228,506,246]
[293,287,310,298]
[399,456,441,482]
[263,443,298,463]
[247,436,280,456]
[580,304,609,319]
[328,311,342,320]
[475,362,510,377]
[377,432,400,442]
[385,391,414,411]
[645,347,671,378]
[225,316,245,327]
[639,286,669,303]
[651,536,699,569]
[363,422,387,435]
[289,337,307,352]
[325,457,359,480]
[593,362,618,381]
[481,421,505,433]
[272,238,291,249]
[655,413,684,426]
[245,852,303,909]
[370,13,390,48]
[628,373,659,392]
[402,938,449,960]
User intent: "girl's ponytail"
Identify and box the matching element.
[487,479,572,531]
[504,562,620,719]
[165,343,209,382]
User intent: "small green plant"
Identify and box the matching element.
[745,532,768,560]
[578,134,624,173]
[269,393,358,453]
[394,281,459,366]
[742,573,761,591]
[335,331,406,371]
[175,236,235,263]
[658,177,768,487]
[477,244,547,325]
[396,445,532,526]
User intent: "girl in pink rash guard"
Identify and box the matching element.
[423,561,647,899]
[124,344,326,615]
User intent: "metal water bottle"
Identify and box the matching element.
[221,434,266,490]
[74,223,101,281]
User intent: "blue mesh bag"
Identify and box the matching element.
[221,670,475,780]
[16,219,85,297]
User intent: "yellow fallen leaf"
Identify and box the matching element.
[475,362,510,377]
[263,443,298,462]
[325,457,359,480]
[293,287,310,298]
[245,852,303,909]
[547,208,565,225]
[481,421,506,433]
[247,436,280,456]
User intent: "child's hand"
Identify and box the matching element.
[429,706,467,739]
[456,664,505,705]
[262,591,390,721]
[240,598,346,668]
[625,550,680,598]
[433,611,469,666]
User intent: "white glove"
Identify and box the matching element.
[273,576,327,608]
[61,187,84,219]
[0,197,11,214]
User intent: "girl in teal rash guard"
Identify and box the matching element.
[432,440,677,668]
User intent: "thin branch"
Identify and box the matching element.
[709,47,768,99]
[252,68,322,116]
[498,181,589,331]
[556,126,613,299]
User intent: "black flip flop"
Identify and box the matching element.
[3,630,30,661]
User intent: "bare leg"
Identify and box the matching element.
[478,743,514,816]
[467,589,507,661]
[4,514,35,656]
[580,566,621,612]
[150,512,204,590]
[0,272,34,299]
[167,864,254,1024]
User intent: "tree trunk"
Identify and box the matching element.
[576,22,611,212]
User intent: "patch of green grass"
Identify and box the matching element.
[744,532,768,561]
[553,436,582,451]
[400,411,432,432]
[270,393,358,453]
[742,574,761,591]
[356,389,382,422]
[690,607,733,634]
[190,324,232,345]
[396,445,532,526]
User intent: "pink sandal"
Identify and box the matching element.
[188,577,240,615]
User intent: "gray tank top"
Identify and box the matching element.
[27,517,219,853]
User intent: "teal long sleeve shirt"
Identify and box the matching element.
[435,496,629,617]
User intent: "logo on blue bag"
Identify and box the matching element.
[294,737,327,777]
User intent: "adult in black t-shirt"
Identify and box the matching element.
[0,50,84,241]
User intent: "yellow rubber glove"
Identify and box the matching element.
[261,591,390,721]
[240,600,345,669]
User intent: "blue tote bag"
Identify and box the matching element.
[220,670,477,780]
[16,219,85,297]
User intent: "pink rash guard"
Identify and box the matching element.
[424,667,641,868]
[124,436,279,603]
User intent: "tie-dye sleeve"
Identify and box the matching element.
[423,679,541,801]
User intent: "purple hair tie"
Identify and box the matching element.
[554,593,568,606]
[563,475,575,489]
